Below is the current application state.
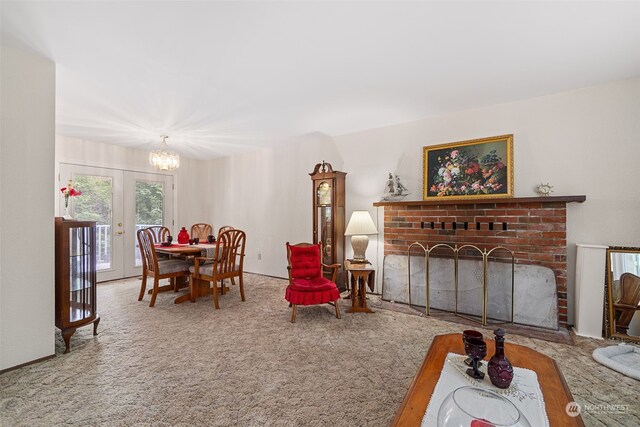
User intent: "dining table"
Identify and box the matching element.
[154,242,223,304]
[154,242,218,257]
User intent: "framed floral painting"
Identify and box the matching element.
[423,134,514,200]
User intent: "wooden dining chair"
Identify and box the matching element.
[191,223,213,241]
[217,225,234,238]
[146,226,171,243]
[137,229,191,307]
[215,226,236,287]
[189,229,246,309]
[144,226,171,260]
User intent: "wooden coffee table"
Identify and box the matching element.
[392,333,585,426]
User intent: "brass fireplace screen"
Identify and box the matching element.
[406,243,515,326]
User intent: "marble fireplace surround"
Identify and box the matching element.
[373,196,586,329]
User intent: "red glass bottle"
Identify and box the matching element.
[487,328,514,389]
[177,227,189,244]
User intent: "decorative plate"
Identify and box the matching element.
[536,183,553,196]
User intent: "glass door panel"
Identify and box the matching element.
[123,172,174,277]
[318,206,333,265]
[60,164,124,282]
[69,226,94,322]
[73,175,113,272]
[316,180,334,265]
[133,180,165,267]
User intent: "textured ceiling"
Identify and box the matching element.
[2,1,640,159]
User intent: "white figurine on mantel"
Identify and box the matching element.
[536,183,554,196]
[382,172,410,201]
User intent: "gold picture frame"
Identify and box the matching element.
[423,134,514,200]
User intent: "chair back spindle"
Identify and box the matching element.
[217,225,234,239]
[147,226,171,243]
[138,229,159,274]
[191,223,213,241]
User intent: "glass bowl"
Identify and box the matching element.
[437,386,531,427]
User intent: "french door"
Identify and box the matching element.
[59,164,174,282]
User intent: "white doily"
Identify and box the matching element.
[421,353,549,427]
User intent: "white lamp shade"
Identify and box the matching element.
[345,210,378,236]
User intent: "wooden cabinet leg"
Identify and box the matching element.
[93,316,100,336]
[61,328,76,354]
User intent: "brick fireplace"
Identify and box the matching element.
[373,195,586,328]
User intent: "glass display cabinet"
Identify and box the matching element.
[310,161,347,290]
[55,218,100,353]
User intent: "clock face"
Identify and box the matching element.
[317,182,331,205]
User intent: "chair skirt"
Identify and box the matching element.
[285,286,340,306]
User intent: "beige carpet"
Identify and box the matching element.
[1,274,638,426]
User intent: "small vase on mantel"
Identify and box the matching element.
[487,328,514,389]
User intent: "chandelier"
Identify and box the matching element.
[149,135,180,171]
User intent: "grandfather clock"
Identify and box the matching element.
[310,161,347,290]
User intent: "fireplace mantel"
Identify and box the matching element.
[373,195,586,207]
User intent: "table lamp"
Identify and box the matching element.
[344,210,378,263]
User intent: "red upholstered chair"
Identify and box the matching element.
[285,242,341,323]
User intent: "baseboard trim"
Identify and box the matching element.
[0,353,56,375]
[245,271,287,281]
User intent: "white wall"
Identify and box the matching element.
[206,78,640,324]
[1,45,56,370]
[205,133,344,278]
[56,136,209,234]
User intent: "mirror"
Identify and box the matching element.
[605,246,640,343]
